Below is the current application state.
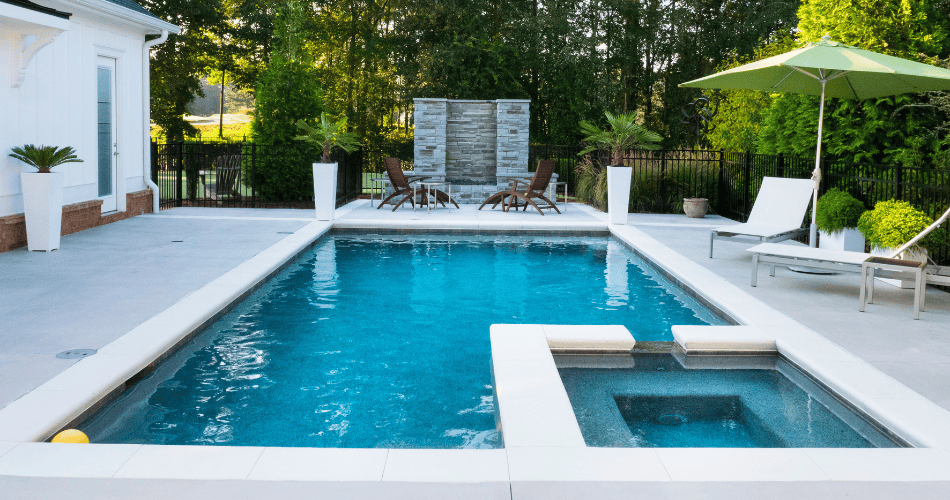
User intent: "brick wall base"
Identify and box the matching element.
[0,189,154,253]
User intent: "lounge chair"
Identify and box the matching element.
[377,157,428,211]
[478,160,560,215]
[709,177,815,258]
[747,205,950,319]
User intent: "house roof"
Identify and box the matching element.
[101,0,160,21]
[1,0,72,19]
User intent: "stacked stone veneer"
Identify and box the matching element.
[412,98,531,203]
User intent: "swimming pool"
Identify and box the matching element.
[558,353,901,448]
[81,233,723,448]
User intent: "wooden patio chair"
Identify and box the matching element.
[204,154,242,201]
[479,160,560,215]
[378,157,428,211]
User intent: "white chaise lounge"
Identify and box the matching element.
[709,177,815,258]
[746,205,950,319]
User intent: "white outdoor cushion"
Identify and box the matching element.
[716,177,815,235]
[672,325,776,352]
[714,223,802,238]
[542,325,635,351]
[748,243,871,265]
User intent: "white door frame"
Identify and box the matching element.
[96,55,118,213]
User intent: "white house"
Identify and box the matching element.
[0,0,178,251]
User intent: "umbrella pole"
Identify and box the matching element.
[810,80,827,247]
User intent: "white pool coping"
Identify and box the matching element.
[2,201,950,487]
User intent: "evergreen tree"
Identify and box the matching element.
[250,0,325,200]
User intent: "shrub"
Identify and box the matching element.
[248,1,324,201]
[816,188,866,233]
[857,199,943,253]
[574,156,607,210]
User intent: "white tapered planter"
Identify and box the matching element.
[21,172,64,252]
[312,162,338,221]
[607,165,632,225]
[818,228,865,252]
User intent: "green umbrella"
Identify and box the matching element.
[681,35,950,246]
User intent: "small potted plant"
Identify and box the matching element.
[858,199,945,287]
[816,188,866,251]
[295,113,361,220]
[9,145,83,251]
[579,111,662,224]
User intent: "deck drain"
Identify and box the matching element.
[277,231,294,234]
[171,240,183,243]
[56,349,97,359]
[656,414,687,426]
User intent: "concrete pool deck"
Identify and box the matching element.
[1,200,950,498]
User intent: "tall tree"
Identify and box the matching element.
[758,0,950,162]
[142,0,225,140]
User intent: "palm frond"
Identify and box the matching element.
[578,112,663,164]
[295,113,361,162]
[9,145,83,173]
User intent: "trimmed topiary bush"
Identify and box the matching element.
[816,188,865,233]
[857,200,943,253]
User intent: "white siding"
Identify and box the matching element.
[0,10,151,217]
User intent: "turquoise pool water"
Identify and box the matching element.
[558,354,899,448]
[83,234,722,448]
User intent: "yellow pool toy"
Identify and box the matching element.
[51,429,89,443]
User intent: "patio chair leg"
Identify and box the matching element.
[751,254,759,287]
[479,193,505,210]
[506,193,544,215]
[859,266,868,312]
[914,269,927,319]
[391,193,414,211]
[868,268,875,304]
[709,232,716,258]
[769,264,776,277]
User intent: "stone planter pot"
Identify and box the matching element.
[312,162,338,221]
[606,165,632,225]
[871,246,928,289]
[683,198,708,218]
[818,228,865,252]
[21,172,64,252]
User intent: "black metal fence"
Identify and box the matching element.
[151,141,363,210]
[611,149,949,265]
[151,140,949,263]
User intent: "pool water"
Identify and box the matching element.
[83,234,722,448]
[558,354,899,448]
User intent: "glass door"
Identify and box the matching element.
[97,56,117,212]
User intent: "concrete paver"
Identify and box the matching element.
[2,204,949,498]
[0,210,311,407]
[629,214,950,410]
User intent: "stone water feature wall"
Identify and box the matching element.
[413,98,530,203]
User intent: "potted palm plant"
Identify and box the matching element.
[9,145,83,251]
[579,111,662,224]
[295,113,361,220]
[816,188,866,251]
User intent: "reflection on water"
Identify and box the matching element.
[84,235,720,448]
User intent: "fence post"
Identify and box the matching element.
[819,156,828,197]
[251,143,257,207]
[176,141,184,207]
[743,150,752,219]
[717,150,726,215]
[150,141,159,184]
[896,164,904,200]
[659,149,667,208]
[777,152,785,178]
